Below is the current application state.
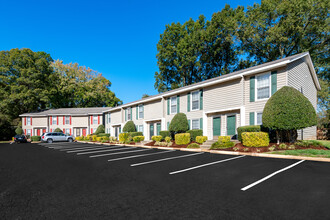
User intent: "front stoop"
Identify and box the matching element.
[200,140,217,150]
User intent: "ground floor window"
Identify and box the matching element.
[76,128,81,136]
[191,119,200,130]
[26,129,31,136]
[138,125,143,133]
[257,112,263,125]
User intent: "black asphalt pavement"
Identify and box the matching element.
[1,142,330,219]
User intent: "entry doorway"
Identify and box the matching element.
[150,124,154,139]
[156,123,161,136]
[227,115,236,136]
[213,117,221,139]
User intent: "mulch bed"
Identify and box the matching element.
[145,141,200,149]
[212,142,329,153]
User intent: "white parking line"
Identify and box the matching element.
[131,152,204,167]
[60,146,110,151]
[76,147,132,155]
[64,146,124,152]
[108,150,175,162]
[169,155,246,175]
[241,160,305,191]
[90,149,152,158]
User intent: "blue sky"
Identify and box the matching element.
[1,0,260,104]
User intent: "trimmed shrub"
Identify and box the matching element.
[97,133,110,137]
[187,129,203,141]
[237,125,261,142]
[187,143,200,149]
[263,86,317,143]
[92,135,98,142]
[15,127,23,135]
[279,143,287,149]
[109,136,117,142]
[218,136,231,143]
[96,137,102,142]
[210,141,235,150]
[175,133,191,145]
[123,121,136,132]
[31,136,41,141]
[152,135,162,142]
[128,132,143,137]
[169,113,189,134]
[94,125,105,134]
[119,133,130,142]
[102,136,110,141]
[159,131,170,140]
[242,132,269,147]
[54,128,62,132]
[133,136,145,142]
[165,136,172,143]
[196,136,207,144]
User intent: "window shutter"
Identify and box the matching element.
[250,76,255,102]
[136,106,138,120]
[187,92,191,112]
[200,89,203,110]
[142,105,144,118]
[50,116,52,125]
[63,116,65,125]
[188,120,191,130]
[119,127,121,133]
[91,116,93,125]
[135,125,138,131]
[57,116,59,125]
[31,118,32,126]
[167,122,169,130]
[24,129,26,134]
[63,129,65,134]
[167,99,170,115]
[200,118,203,130]
[98,115,100,124]
[91,128,93,134]
[249,112,255,125]
[177,95,180,113]
[70,129,71,135]
[271,71,277,95]
[125,109,127,121]
[24,117,26,125]
[70,116,72,125]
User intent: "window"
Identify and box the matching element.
[65,116,70,124]
[76,129,80,137]
[52,116,57,125]
[108,114,111,123]
[170,96,177,114]
[257,112,263,125]
[138,105,144,119]
[191,119,200,130]
[27,117,31,125]
[26,129,31,136]
[191,91,199,110]
[93,115,98,124]
[138,125,143,133]
[256,73,270,100]
[126,108,132,121]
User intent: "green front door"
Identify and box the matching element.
[156,123,161,135]
[150,124,154,138]
[213,117,221,136]
[227,115,236,136]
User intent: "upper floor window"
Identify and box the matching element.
[191,119,200,130]
[126,108,132,121]
[138,105,144,119]
[65,116,70,124]
[52,116,57,125]
[191,91,200,110]
[27,117,31,125]
[170,96,177,114]
[108,113,111,123]
[256,73,270,100]
[93,115,98,124]
[256,112,263,125]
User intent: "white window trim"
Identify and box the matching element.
[191,90,200,111]
[255,72,271,101]
[191,118,200,130]
[256,112,263,125]
[170,96,177,114]
[138,105,143,119]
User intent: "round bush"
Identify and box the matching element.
[15,127,23,135]
[169,113,189,134]
[263,86,317,130]
[54,128,62,132]
[123,121,136,132]
[187,143,200,149]
[94,125,105,134]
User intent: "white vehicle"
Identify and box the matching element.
[41,132,74,143]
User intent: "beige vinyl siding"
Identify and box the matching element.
[244,67,287,126]
[144,100,163,120]
[287,58,317,140]
[110,110,122,125]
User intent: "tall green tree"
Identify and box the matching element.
[51,60,122,108]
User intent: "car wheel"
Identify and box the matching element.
[47,139,53,143]
[68,138,73,143]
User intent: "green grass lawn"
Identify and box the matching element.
[317,140,330,149]
[270,149,330,158]
[0,141,11,143]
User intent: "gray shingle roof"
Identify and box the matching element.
[20,107,111,117]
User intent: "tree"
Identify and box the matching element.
[15,126,23,135]
[262,86,317,143]
[169,113,189,135]
[94,125,105,134]
[142,94,150,99]
[51,60,122,108]
[123,121,136,132]
[54,128,63,132]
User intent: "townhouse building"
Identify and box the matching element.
[20,107,110,137]
[21,52,320,140]
[104,52,320,140]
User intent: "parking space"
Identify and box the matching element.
[1,142,330,219]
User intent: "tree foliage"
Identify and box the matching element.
[122,121,136,132]
[54,128,63,133]
[169,113,189,134]
[94,125,105,134]
[15,126,23,135]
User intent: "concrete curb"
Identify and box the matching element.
[180,148,202,152]
[157,147,175,150]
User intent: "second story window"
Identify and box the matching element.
[108,113,111,123]
[27,117,31,125]
[126,108,132,121]
[138,105,144,119]
[170,96,177,114]
[65,116,70,124]
[256,74,270,100]
[52,116,57,125]
[93,115,98,124]
[191,91,199,110]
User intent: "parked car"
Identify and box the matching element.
[41,132,74,143]
[14,135,28,143]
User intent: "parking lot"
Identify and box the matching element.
[1,142,330,219]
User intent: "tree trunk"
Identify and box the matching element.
[276,130,280,144]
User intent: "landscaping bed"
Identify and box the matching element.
[145,141,200,149]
